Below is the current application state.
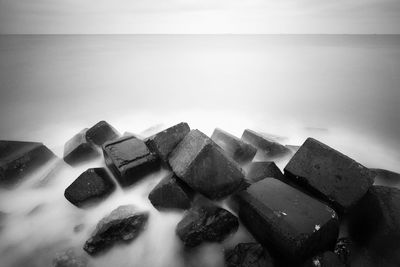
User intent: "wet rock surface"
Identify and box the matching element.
[64,168,116,207]
[86,121,120,147]
[246,161,285,183]
[235,178,339,262]
[303,251,345,267]
[53,249,89,267]
[169,129,245,199]
[84,205,149,255]
[103,136,159,187]
[211,128,257,164]
[63,129,99,166]
[176,205,239,247]
[225,243,275,267]
[0,140,56,187]
[284,138,375,212]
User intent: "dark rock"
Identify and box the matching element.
[211,128,257,164]
[53,249,88,267]
[176,205,239,247]
[246,161,285,183]
[148,173,193,210]
[235,178,339,262]
[241,129,291,159]
[0,140,56,187]
[303,251,345,267]
[103,136,159,187]
[84,205,149,255]
[64,168,115,208]
[334,238,352,266]
[284,138,374,212]
[371,168,400,188]
[144,122,190,162]
[169,130,245,199]
[225,243,275,267]
[63,129,99,166]
[86,121,120,147]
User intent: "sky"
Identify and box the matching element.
[0,0,400,34]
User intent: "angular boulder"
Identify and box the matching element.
[235,178,339,262]
[284,138,375,212]
[176,205,239,247]
[0,140,56,187]
[211,128,257,164]
[103,136,159,187]
[64,168,115,208]
[148,173,193,210]
[246,161,284,183]
[63,129,99,166]
[84,205,149,255]
[169,130,245,199]
[303,251,345,267]
[86,120,120,147]
[225,243,275,267]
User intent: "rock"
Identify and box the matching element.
[334,238,352,266]
[225,243,275,267]
[0,140,56,187]
[32,159,70,188]
[235,178,339,262]
[169,130,245,199]
[284,138,375,212]
[246,161,285,183]
[53,249,88,267]
[64,168,116,208]
[241,129,291,160]
[148,173,193,210]
[103,136,159,187]
[86,121,120,147]
[144,122,190,162]
[63,129,99,166]
[303,251,345,267]
[84,205,149,255]
[371,168,400,188]
[211,128,257,164]
[176,205,239,247]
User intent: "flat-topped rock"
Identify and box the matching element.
[103,136,159,187]
[63,129,99,166]
[169,129,245,199]
[86,120,120,147]
[246,161,285,183]
[64,168,115,208]
[303,251,344,267]
[235,178,339,262]
[284,138,375,212]
[0,140,56,187]
[225,243,275,267]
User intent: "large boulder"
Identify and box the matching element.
[211,128,257,164]
[246,161,285,183]
[103,136,159,187]
[176,205,239,247]
[63,129,99,166]
[86,120,120,147]
[64,168,116,208]
[225,243,275,267]
[303,251,345,267]
[0,140,56,187]
[169,130,245,199]
[235,178,339,262]
[284,138,375,212]
[148,173,193,210]
[145,122,190,162]
[84,205,149,255]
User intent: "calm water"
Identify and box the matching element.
[0,35,399,267]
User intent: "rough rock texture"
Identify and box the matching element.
[303,251,345,267]
[148,173,193,210]
[86,121,120,147]
[103,136,159,187]
[176,205,239,247]
[145,122,190,162]
[246,161,285,183]
[334,238,352,266]
[371,168,400,188]
[284,138,375,212]
[225,243,275,267]
[169,130,245,199]
[53,249,89,267]
[84,205,149,255]
[241,129,291,159]
[211,128,257,164]
[64,168,116,207]
[63,129,99,166]
[0,140,56,187]
[235,178,339,262]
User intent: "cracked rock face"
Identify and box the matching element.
[225,243,274,267]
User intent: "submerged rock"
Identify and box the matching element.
[303,251,345,267]
[225,243,275,267]
[84,205,149,255]
[284,138,375,212]
[246,161,284,183]
[63,129,99,166]
[176,205,239,247]
[103,136,159,187]
[235,178,339,262]
[169,130,245,199]
[0,140,56,187]
[86,120,120,147]
[53,249,89,267]
[64,168,116,208]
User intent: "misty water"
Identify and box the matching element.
[0,34,400,266]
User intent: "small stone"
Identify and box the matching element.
[303,251,345,267]
[63,129,99,166]
[53,249,88,267]
[86,121,120,147]
[225,243,275,267]
[246,161,285,183]
[64,168,115,208]
[84,205,149,255]
[176,205,239,247]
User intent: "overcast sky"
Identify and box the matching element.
[0,0,399,34]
